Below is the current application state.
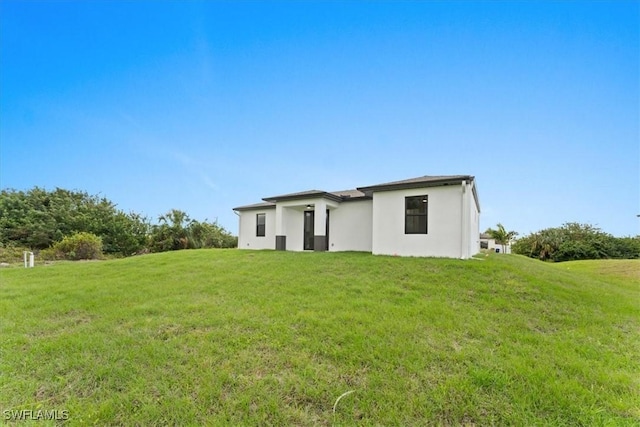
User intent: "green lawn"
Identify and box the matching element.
[1,250,638,425]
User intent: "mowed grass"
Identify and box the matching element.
[0,251,638,426]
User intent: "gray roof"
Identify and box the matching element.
[234,174,478,211]
[232,201,275,211]
[263,190,343,203]
[358,174,480,213]
[328,189,367,199]
[262,188,370,204]
[357,175,474,194]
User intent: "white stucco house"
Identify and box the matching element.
[233,175,481,259]
[480,233,512,254]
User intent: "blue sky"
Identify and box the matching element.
[1,1,638,237]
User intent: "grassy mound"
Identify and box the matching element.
[1,250,638,425]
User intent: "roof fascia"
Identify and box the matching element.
[263,191,343,204]
[339,195,372,202]
[357,176,473,195]
[232,203,276,212]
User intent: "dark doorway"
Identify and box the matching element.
[303,210,314,250]
[325,209,330,251]
[304,209,330,251]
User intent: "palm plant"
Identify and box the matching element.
[486,223,518,254]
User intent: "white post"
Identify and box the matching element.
[24,251,34,268]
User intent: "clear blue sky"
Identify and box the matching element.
[1,1,638,237]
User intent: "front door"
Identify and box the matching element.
[324,209,330,251]
[303,210,314,250]
[303,210,330,251]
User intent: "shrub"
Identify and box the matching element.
[513,223,640,262]
[0,187,149,256]
[0,243,30,264]
[149,210,238,252]
[52,232,103,260]
[612,236,640,259]
[38,247,63,261]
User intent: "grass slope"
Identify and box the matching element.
[1,251,638,426]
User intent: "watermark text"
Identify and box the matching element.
[3,409,69,421]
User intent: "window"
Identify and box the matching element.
[256,213,266,237]
[405,195,428,234]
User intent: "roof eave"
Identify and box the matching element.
[357,176,474,195]
[262,191,343,203]
[233,202,276,211]
[339,195,373,202]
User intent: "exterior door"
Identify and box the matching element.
[303,210,314,250]
[325,209,330,251]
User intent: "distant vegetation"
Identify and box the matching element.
[513,222,640,262]
[0,187,236,261]
[147,208,237,252]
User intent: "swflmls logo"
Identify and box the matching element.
[3,409,69,420]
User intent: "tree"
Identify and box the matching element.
[101,211,150,256]
[512,223,640,261]
[0,188,149,255]
[149,209,238,252]
[485,223,518,254]
[149,209,193,252]
[1,187,236,257]
[189,220,238,249]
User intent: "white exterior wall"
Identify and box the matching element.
[457,180,480,258]
[371,184,478,258]
[283,206,304,251]
[467,183,480,258]
[329,200,373,252]
[237,208,276,250]
[481,238,511,254]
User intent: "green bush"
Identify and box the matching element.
[513,223,640,262]
[52,232,103,260]
[612,236,640,259]
[38,247,62,261]
[0,243,30,264]
[0,187,149,255]
[149,209,237,252]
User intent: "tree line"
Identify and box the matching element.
[512,223,639,262]
[0,187,237,260]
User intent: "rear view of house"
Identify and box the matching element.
[233,175,480,259]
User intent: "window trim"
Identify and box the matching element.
[405,195,428,234]
[256,213,266,237]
